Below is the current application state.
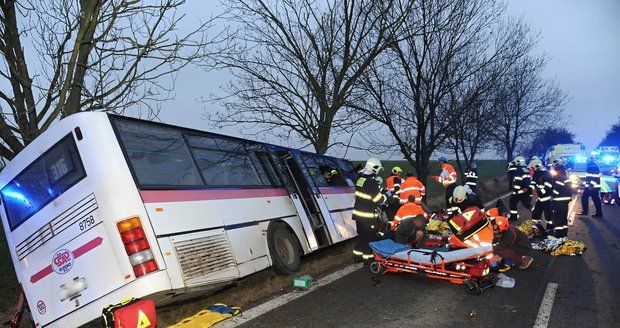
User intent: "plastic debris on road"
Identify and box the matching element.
[293,275,313,289]
[531,237,586,256]
[517,219,538,238]
[496,273,516,288]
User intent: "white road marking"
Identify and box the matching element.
[214,263,363,327]
[533,282,559,328]
[568,196,578,226]
[484,192,512,208]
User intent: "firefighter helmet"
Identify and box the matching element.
[529,158,543,170]
[364,157,383,175]
[514,156,526,166]
[453,185,468,203]
[493,216,509,232]
[438,156,448,163]
[392,166,403,174]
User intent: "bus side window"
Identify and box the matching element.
[187,135,265,187]
[301,154,327,187]
[337,159,357,187]
[113,120,203,187]
[255,152,282,187]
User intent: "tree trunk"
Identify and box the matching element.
[65,0,101,116]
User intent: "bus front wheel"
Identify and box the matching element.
[268,222,301,275]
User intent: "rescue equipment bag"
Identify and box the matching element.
[102,297,156,328]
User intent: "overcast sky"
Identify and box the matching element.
[136,1,620,159]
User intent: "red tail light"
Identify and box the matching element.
[117,217,158,278]
[133,260,158,277]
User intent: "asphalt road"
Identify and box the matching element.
[236,193,620,328]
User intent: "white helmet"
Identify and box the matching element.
[453,185,468,203]
[529,158,543,170]
[514,156,526,166]
[364,157,383,175]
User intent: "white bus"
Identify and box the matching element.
[0,112,358,327]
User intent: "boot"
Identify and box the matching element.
[592,212,603,218]
[519,256,534,269]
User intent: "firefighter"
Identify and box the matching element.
[508,156,532,221]
[581,157,603,217]
[399,173,426,204]
[352,158,387,262]
[464,162,479,193]
[506,160,517,192]
[386,167,403,196]
[491,216,534,269]
[451,185,484,213]
[432,156,458,216]
[529,158,554,233]
[551,158,572,238]
[393,195,426,247]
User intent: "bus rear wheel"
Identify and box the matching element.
[268,222,301,275]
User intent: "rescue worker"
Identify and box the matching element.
[508,156,531,221]
[551,158,572,238]
[464,162,479,193]
[506,160,517,191]
[450,185,484,214]
[491,216,534,270]
[529,158,554,233]
[386,167,403,196]
[392,195,427,247]
[432,156,458,216]
[322,169,339,186]
[581,157,603,217]
[399,173,426,205]
[352,158,387,262]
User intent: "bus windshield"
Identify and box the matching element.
[1,134,86,231]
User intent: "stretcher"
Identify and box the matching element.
[368,239,494,294]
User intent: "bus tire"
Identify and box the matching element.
[268,222,301,275]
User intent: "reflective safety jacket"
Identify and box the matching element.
[465,168,478,188]
[531,170,554,202]
[386,175,402,197]
[435,163,457,187]
[552,165,572,202]
[391,202,426,231]
[507,162,517,190]
[353,174,387,220]
[511,166,531,195]
[399,176,426,204]
[583,162,601,190]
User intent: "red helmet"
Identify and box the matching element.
[493,216,509,232]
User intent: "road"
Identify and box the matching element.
[229,193,620,328]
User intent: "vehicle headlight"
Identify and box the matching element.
[482,268,490,276]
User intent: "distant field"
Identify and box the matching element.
[353,159,507,200]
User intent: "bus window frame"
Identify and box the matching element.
[1,133,86,231]
[110,116,281,190]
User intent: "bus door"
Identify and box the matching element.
[272,150,333,249]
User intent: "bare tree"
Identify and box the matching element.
[0,0,226,161]
[211,0,413,154]
[353,0,535,184]
[489,54,568,162]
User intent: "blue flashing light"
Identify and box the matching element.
[2,190,26,201]
[575,155,587,163]
[603,155,615,164]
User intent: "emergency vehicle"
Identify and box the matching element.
[544,143,587,188]
[0,113,357,327]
